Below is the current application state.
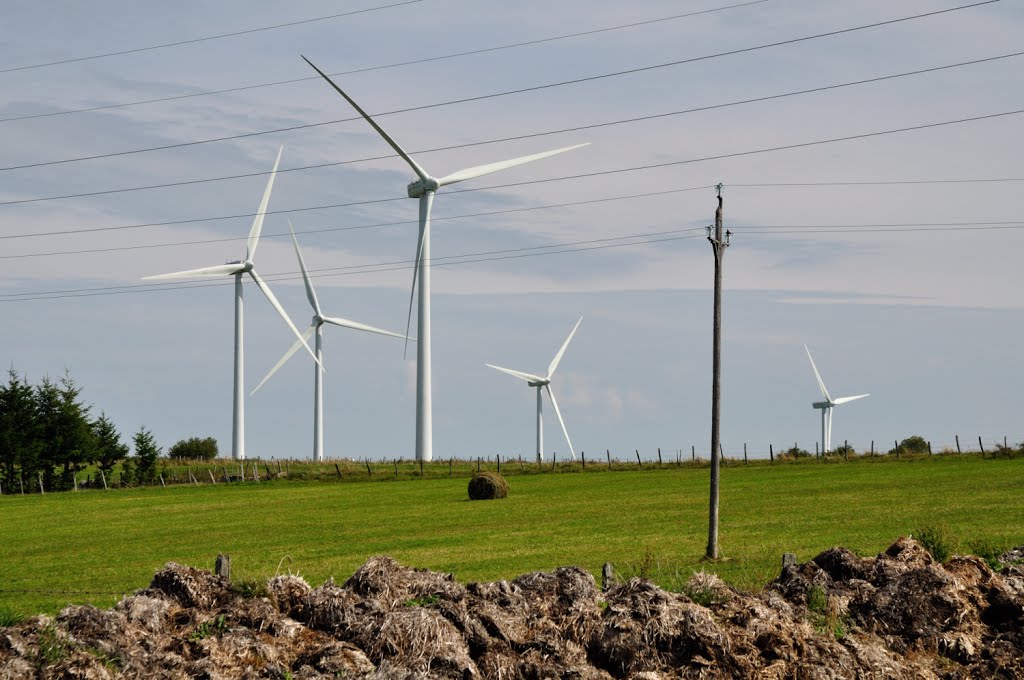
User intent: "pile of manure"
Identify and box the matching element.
[3,538,1024,678]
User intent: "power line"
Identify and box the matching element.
[0,0,998,174]
[0,0,423,75]
[3,106,1023,243]
[0,0,769,123]
[0,228,711,302]
[5,216,1024,303]
[1,187,711,260]
[5,49,1021,207]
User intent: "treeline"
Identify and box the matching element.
[0,369,161,493]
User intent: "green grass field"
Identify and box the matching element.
[2,454,1022,620]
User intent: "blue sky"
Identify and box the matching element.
[1,0,1022,460]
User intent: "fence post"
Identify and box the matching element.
[871,440,875,456]
[208,470,217,484]
[420,459,425,477]
[657,448,662,466]
[449,457,453,477]
[335,463,343,479]
[815,442,819,459]
[73,474,78,492]
[365,459,372,478]
[519,456,524,471]
[895,440,900,459]
[253,464,259,482]
[955,435,961,454]
[20,475,25,494]
[497,454,501,474]
[635,450,642,468]
[552,453,557,471]
[979,437,985,456]
[844,440,849,462]
[38,471,45,494]
[743,443,748,465]
[692,445,695,462]
[394,460,399,478]
[769,444,774,463]
[928,441,932,456]
[581,451,586,470]
[607,449,611,467]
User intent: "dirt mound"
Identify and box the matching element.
[4,537,1024,678]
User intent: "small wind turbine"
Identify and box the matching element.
[486,317,583,463]
[143,147,319,460]
[804,344,869,453]
[302,55,588,462]
[251,222,411,461]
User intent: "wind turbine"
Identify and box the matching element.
[486,317,583,463]
[251,222,411,461]
[804,344,869,454]
[302,55,588,461]
[143,147,319,460]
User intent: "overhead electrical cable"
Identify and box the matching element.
[0,0,424,75]
[0,228,711,301]
[4,49,1021,207]
[0,0,769,123]
[6,215,1024,304]
[0,0,999,174]
[2,107,1023,243]
[1,187,713,260]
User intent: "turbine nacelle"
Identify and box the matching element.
[407,176,440,198]
[527,380,550,387]
[812,400,831,409]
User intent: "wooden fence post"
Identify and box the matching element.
[519,456,524,472]
[366,459,372,478]
[657,448,662,466]
[928,441,932,455]
[581,451,586,470]
[449,457,453,477]
[635,450,642,468]
[979,437,985,456]
[477,457,481,473]
[253,464,259,482]
[692,445,695,462]
[497,454,501,475]
[20,475,25,494]
[38,471,45,494]
[955,435,961,454]
[607,449,611,467]
[895,440,900,459]
[73,474,78,492]
[743,443,748,465]
[769,444,774,463]
[870,440,875,456]
[208,470,217,484]
[552,453,557,471]
[844,440,849,462]
[394,460,399,478]
[335,463,343,479]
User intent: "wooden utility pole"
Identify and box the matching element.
[706,184,730,560]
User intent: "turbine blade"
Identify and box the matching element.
[547,316,583,379]
[251,323,316,395]
[288,221,321,317]
[485,364,545,383]
[403,205,428,359]
[248,269,322,368]
[833,394,870,405]
[545,384,576,460]
[323,316,411,341]
[437,143,589,187]
[247,146,283,261]
[301,56,429,182]
[803,344,832,402]
[142,263,244,280]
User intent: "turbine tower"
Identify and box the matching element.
[251,222,411,461]
[804,344,869,453]
[144,147,319,460]
[302,56,588,461]
[486,317,583,463]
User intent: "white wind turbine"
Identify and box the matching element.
[251,222,411,461]
[143,147,319,460]
[486,317,583,463]
[804,344,869,454]
[302,56,588,461]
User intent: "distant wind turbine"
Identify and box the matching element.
[302,55,588,461]
[487,317,583,463]
[251,222,411,461]
[804,344,869,453]
[143,147,319,460]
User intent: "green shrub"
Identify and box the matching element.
[168,436,219,461]
[782,446,811,459]
[890,436,929,456]
[468,471,509,500]
[915,525,954,562]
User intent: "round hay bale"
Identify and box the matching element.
[468,471,509,500]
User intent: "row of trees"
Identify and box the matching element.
[0,369,173,492]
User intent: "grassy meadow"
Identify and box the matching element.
[2,453,1022,620]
